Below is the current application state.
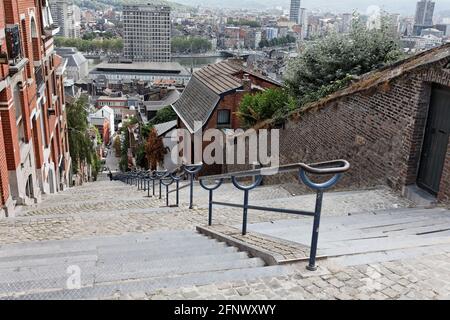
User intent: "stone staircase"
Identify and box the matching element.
[0,172,421,299]
[0,230,294,299]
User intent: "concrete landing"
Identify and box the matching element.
[247,207,450,266]
[197,224,326,265]
[404,184,437,208]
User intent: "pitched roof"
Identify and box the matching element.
[194,61,242,94]
[66,52,87,68]
[154,120,177,137]
[143,90,181,112]
[172,76,220,133]
[172,59,282,133]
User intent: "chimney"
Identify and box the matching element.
[242,73,252,92]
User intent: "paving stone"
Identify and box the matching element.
[2,177,450,300]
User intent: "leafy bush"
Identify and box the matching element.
[285,16,403,105]
[150,106,177,125]
[237,88,296,128]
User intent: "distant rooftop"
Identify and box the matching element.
[91,62,189,75]
[154,120,177,137]
[144,90,181,111]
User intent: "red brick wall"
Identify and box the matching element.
[0,106,21,170]
[0,2,10,203]
[259,61,450,203]
[0,114,10,205]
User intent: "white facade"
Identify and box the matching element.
[50,0,81,38]
[90,106,115,140]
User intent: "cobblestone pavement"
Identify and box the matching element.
[4,175,450,300]
[117,255,450,300]
[1,178,412,245]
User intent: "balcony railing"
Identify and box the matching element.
[5,25,21,64]
[44,24,60,37]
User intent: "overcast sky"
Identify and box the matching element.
[170,0,450,15]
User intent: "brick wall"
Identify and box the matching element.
[0,86,21,170]
[438,139,450,203]
[0,114,10,205]
[258,60,450,202]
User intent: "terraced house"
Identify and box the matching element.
[0,0,71,217]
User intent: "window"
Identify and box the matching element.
[217,109,231,126]
[13,84,25,143]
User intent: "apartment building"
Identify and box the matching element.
[0,0,71,217]
[50,0,81,38]
[289,0,301,24]
[123,5,171,62]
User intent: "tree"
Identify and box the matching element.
[135,144,148,169]
[149,106,177,125]
[284,15,403,106]
[236,88,297,128]
[119,130,130,172]
[54,36,123,54]
[145,128,166,170]
[67,96,101,179]
[113,135,121,157]
[171,36,212,54]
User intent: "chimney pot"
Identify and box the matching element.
[242,74,251,92]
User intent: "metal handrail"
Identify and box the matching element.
[198,159,350,271]
[182,163,203,209]
[199,160,350,180]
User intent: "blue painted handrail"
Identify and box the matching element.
[198,159,350,271]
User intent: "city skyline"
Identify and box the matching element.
[169,0,450,15]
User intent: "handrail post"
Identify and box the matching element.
[208,190,213,226]
[176,179,179,207]
[166,184,169,207]
[189,173,194,209]
[199,178,223,226]
[183,164,203,210]
[152,179,155,196]
[159,179,162,199]
[147,179,151,197]
[307,190,324,271]
[242,189,249,235]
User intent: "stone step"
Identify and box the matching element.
[0,252,250,284]
[97,246,240,264]
[0,230,199,253]
[0,238,234,268]
[5,264,292,300]
[94,257,266,283]
[96,239,235,257]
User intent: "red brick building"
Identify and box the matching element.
[172,59,281,174]
[0,0,70,217]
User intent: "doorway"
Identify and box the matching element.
[417,85,450,195]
